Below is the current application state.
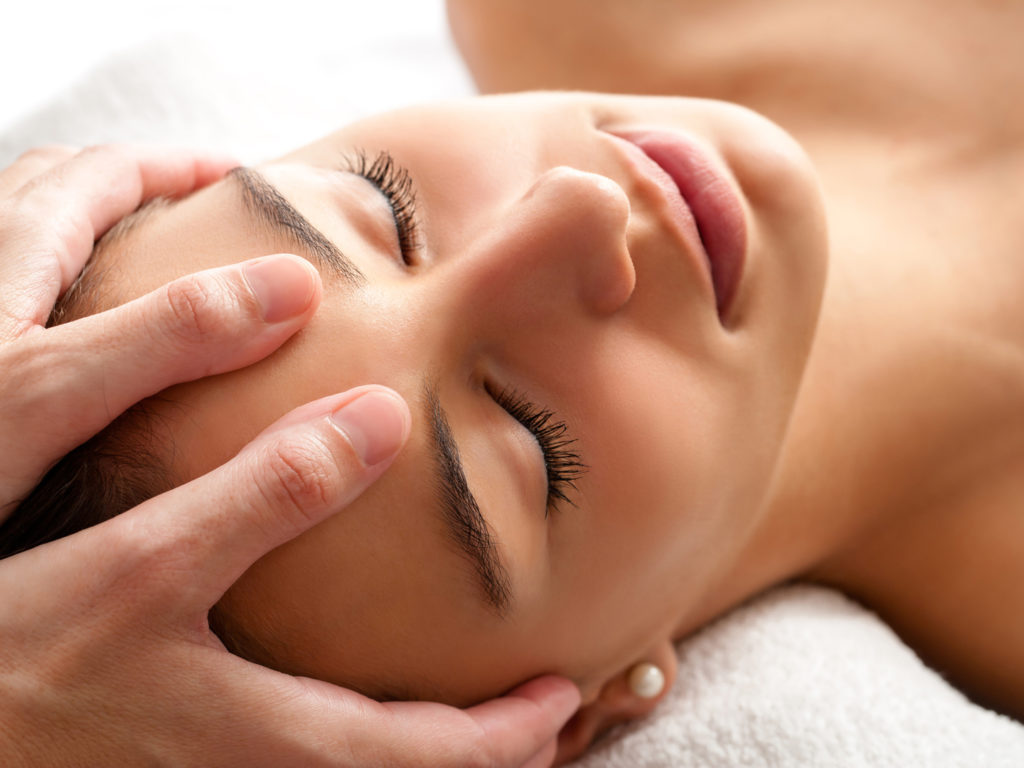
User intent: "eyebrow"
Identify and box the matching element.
[229,168,514,613]
[424,385,513,616]
[227,166,367,287]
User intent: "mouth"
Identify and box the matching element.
[607,129,747,325]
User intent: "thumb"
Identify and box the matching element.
[117,386,411,609]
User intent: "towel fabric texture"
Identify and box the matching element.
[575,586,1024,767]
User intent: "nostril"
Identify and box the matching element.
[568,172,634,316]
[584,236,636,316]
[515,165,636,316]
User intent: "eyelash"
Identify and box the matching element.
[489,386,588,516]
[342,150,584,514]
[343,149,421,263]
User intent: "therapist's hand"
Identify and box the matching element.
[0,143,268,518]
[0,386,578,768]
[0,145,579,767]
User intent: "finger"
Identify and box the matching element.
[0,254,321,514]
[232,671,576,768]
[0,144,237,333]
[521,739,559,768]
[462,676,581,768]
[0,144,80,195]
[346,676,581,768]
[117,386,411,609]
[162,658,573,767]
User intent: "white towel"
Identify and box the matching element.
[3,7,1022,765]
[571,586,1024,767]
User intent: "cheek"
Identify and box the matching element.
[557,341,765,606]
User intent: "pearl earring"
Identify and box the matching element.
[627,662,665,699]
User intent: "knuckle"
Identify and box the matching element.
[14,145,64,165]
[20,193,88,252]
[162,274,221,345]
[0,198,60,254]
[3,194,45,228]
[78,144,135,179]
[14,146,46,164]
[256,434,344,523]
[7,178,67,235]
[78,143,120,161]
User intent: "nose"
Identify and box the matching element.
[449,166,635,327]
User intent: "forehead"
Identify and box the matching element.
[81,166,579,702]
[88,178,251,307]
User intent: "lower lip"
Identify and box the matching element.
[619,130,747,323]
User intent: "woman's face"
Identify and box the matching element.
[102,92,827,706]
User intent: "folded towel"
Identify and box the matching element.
[572,585,1024,767]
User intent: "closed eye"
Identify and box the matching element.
[488,385,587,516]
[340,149,421,264]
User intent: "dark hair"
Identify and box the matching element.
[0,209,169,560]
[0,416,168,560]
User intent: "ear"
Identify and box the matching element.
[553,639,678,765]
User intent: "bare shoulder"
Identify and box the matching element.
[447,0,1024,147]
[446,0,687,94]
[810,458,1024,721]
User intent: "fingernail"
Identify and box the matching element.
[242,255,317,323]
[331,389,410,466]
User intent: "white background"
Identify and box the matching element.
[0,0,464,147]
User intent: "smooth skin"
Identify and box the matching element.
[61,91,829,763]
[0,145,578,767]
[449,0,1024,726]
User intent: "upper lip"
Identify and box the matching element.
[600,130,718,311]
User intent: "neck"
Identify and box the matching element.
[663,0,1024,642]
[673,135,993,639]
